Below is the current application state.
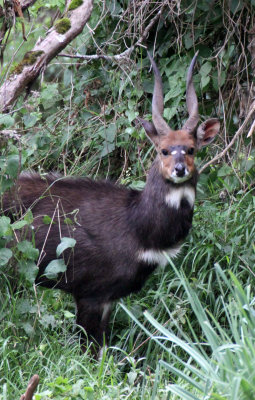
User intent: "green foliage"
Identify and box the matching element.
[44,259,67,279]
[55,18,71,34]
[56,237,76,257]
[68,0,83,11]
[10,51,44,75]
[136,264,255,400]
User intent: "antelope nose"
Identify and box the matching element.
[175,163,185,177]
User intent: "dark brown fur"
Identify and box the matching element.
[2,54,220,352]
[3,162,197,349]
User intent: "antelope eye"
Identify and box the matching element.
[161,149,169,156]
[188,148,194,155]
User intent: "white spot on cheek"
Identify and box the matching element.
[181,150,186,155]
[165,186,195,209]
[171,150,177,155]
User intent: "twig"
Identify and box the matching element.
[247,117,255,138]
[59,5,165,62]
[199,100,255,174]
[20,375,39,400]
[0,129,21,140]
[58,48,133,62]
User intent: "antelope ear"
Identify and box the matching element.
[196,118,220,148]
[137,117,159,146]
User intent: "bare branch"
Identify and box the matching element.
[58,4,165,63]
[0,0,93,112]
[0,129,21,140]
[20,375,39,400]
[0,0,38,20]
[20,0,38,10]
[58,47,134,62]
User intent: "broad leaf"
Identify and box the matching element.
[56,237,76,257]
[44,259,67,279]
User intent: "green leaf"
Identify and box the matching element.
[23,112,41,128]
[98,123,116,142]
[40,83,61,110]
[43,215,54,225]
[0,248,12,266]
[56,237,76,257]
[24,210,34,224]
[18,260,38,283]
[17,240,39,260]
[217,165,233,177]
[0,216,12,236]
[21,322,34,336]
[163,107,178,121]
[64,217,74,225]
[165,85,183,101]
[17,299,32,314]
[201,75,210,89]
[44,259,67,279]
[11,220,28,230]
[63,310,75,318]
[125,110,139,123]
[200,61,212,77]
[212,70,226,90]
[184,34,193,50]
[101,141,115,157]
[39,314,56,328]
[6,155,20,178]
[0,114,15,127]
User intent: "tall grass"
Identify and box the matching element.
[123,259,255,400]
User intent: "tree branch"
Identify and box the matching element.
[20,375,39,400]
[199,100,255,174]
[0,0,94,112]
[59,5,165,62]
[0,0,38,19]
[20,0,38,10]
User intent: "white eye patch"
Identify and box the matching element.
[171,149,186,155]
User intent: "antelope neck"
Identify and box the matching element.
[141,159,198,208]
[128,160,198,250]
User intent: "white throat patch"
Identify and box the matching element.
[165,186,195,209]
[138,245,182,267]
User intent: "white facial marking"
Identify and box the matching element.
[171,150,177,155]
[138,245,182,267]
[181,150,186,155]
[171,170,191,183]
[165,186,195,209]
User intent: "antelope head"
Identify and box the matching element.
[139,52,220,183]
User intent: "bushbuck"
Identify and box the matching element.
[3,52,220,353]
